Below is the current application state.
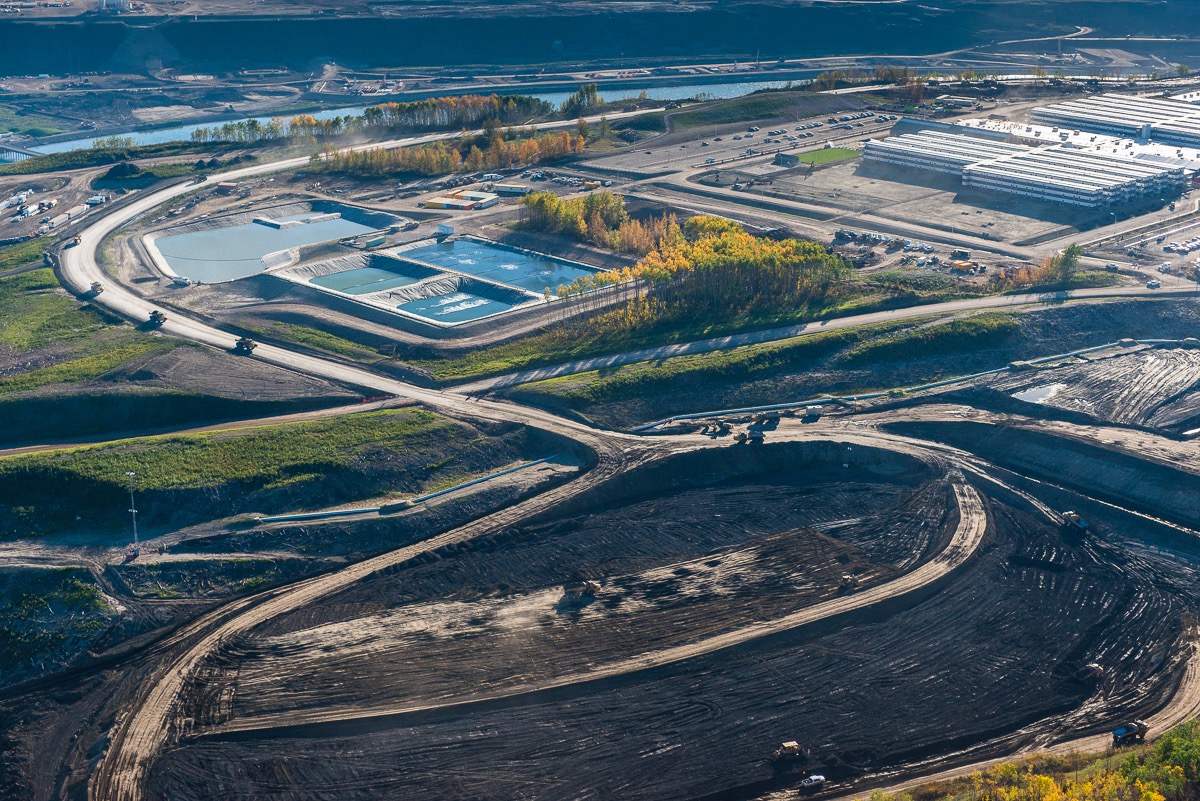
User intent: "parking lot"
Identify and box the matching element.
[583,110,896,176]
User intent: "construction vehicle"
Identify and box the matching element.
[89,281,103,294]
[147,310,167,327]
[772,742,809,762]
[562,580,601,599]
[234,336,257,355]
[1061,511,1089,532]
[1112,720,1148,746]
[735,431,748,444]
[748,429,765,444]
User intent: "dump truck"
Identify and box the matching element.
[89,281,103,294]
[748,429,765,444]
[234,337,257,355]
[1113,721,1148,746]
[147,310,167,327]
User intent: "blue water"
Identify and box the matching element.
[398,291,516,324]
[155,214,376,283]
[404,239,597,294]
[310,265,425,295]
[30,79,800,155]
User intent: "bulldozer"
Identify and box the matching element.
[234,337,257,355]
[772,741,809,762]
[562,580,601,599]
[147,310,167,327]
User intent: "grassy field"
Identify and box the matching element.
[248,321,384,363]
[407,291,910,383]
[0,237,51,272]
[0,266,183,397]
[0,408,533,538]
[797,146,859,165]
[0,106,64,138]
[505,312,1022,425]
[0,267,112,350]
[667,90,811,130]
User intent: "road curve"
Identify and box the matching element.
[88,431,653,801]
[203,477,986,739]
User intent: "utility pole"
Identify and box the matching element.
[125,471,139,555]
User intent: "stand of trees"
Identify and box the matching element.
[312,128,584,177]
[525,200,853,336]
[519,191,678,255]
[187,93,554,145]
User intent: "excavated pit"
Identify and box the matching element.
[141,438,1200,801]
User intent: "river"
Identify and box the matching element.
[29,79,804,155]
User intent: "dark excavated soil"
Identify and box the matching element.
[142,440,1200,801]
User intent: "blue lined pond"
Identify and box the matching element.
[404,239,599,294]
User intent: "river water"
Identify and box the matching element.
[30,79,802,155]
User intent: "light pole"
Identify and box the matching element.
[125,471,139,555]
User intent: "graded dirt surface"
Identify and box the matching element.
[983,346,1200,435]
[0,416,1142,801]
[129,429,1200,801]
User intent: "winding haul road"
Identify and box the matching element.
[55,134,1200,801]
[203,477,986,739]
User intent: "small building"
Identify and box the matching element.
[937,95,979,108]
[424,196,478,210]
[494,183,531,196]
[451,190,500,209]
[774,152,801,167]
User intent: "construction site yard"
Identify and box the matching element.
[126,428,1200,801]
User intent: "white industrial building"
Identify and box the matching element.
[863,129,1186,209]
[1031,94,1200,149]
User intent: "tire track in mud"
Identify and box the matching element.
[198,479,987,740]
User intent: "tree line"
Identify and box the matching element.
[311,128,584,177]
[519,191,678,255]
[520,195,852,336]
[186,93,554,145]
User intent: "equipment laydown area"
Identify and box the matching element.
[134,430,1200,801]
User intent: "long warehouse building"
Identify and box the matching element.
[863,129,1186,208]
[1031,94,1200,149]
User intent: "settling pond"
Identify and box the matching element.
[402,239,599,295]
[153,213,378,283]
